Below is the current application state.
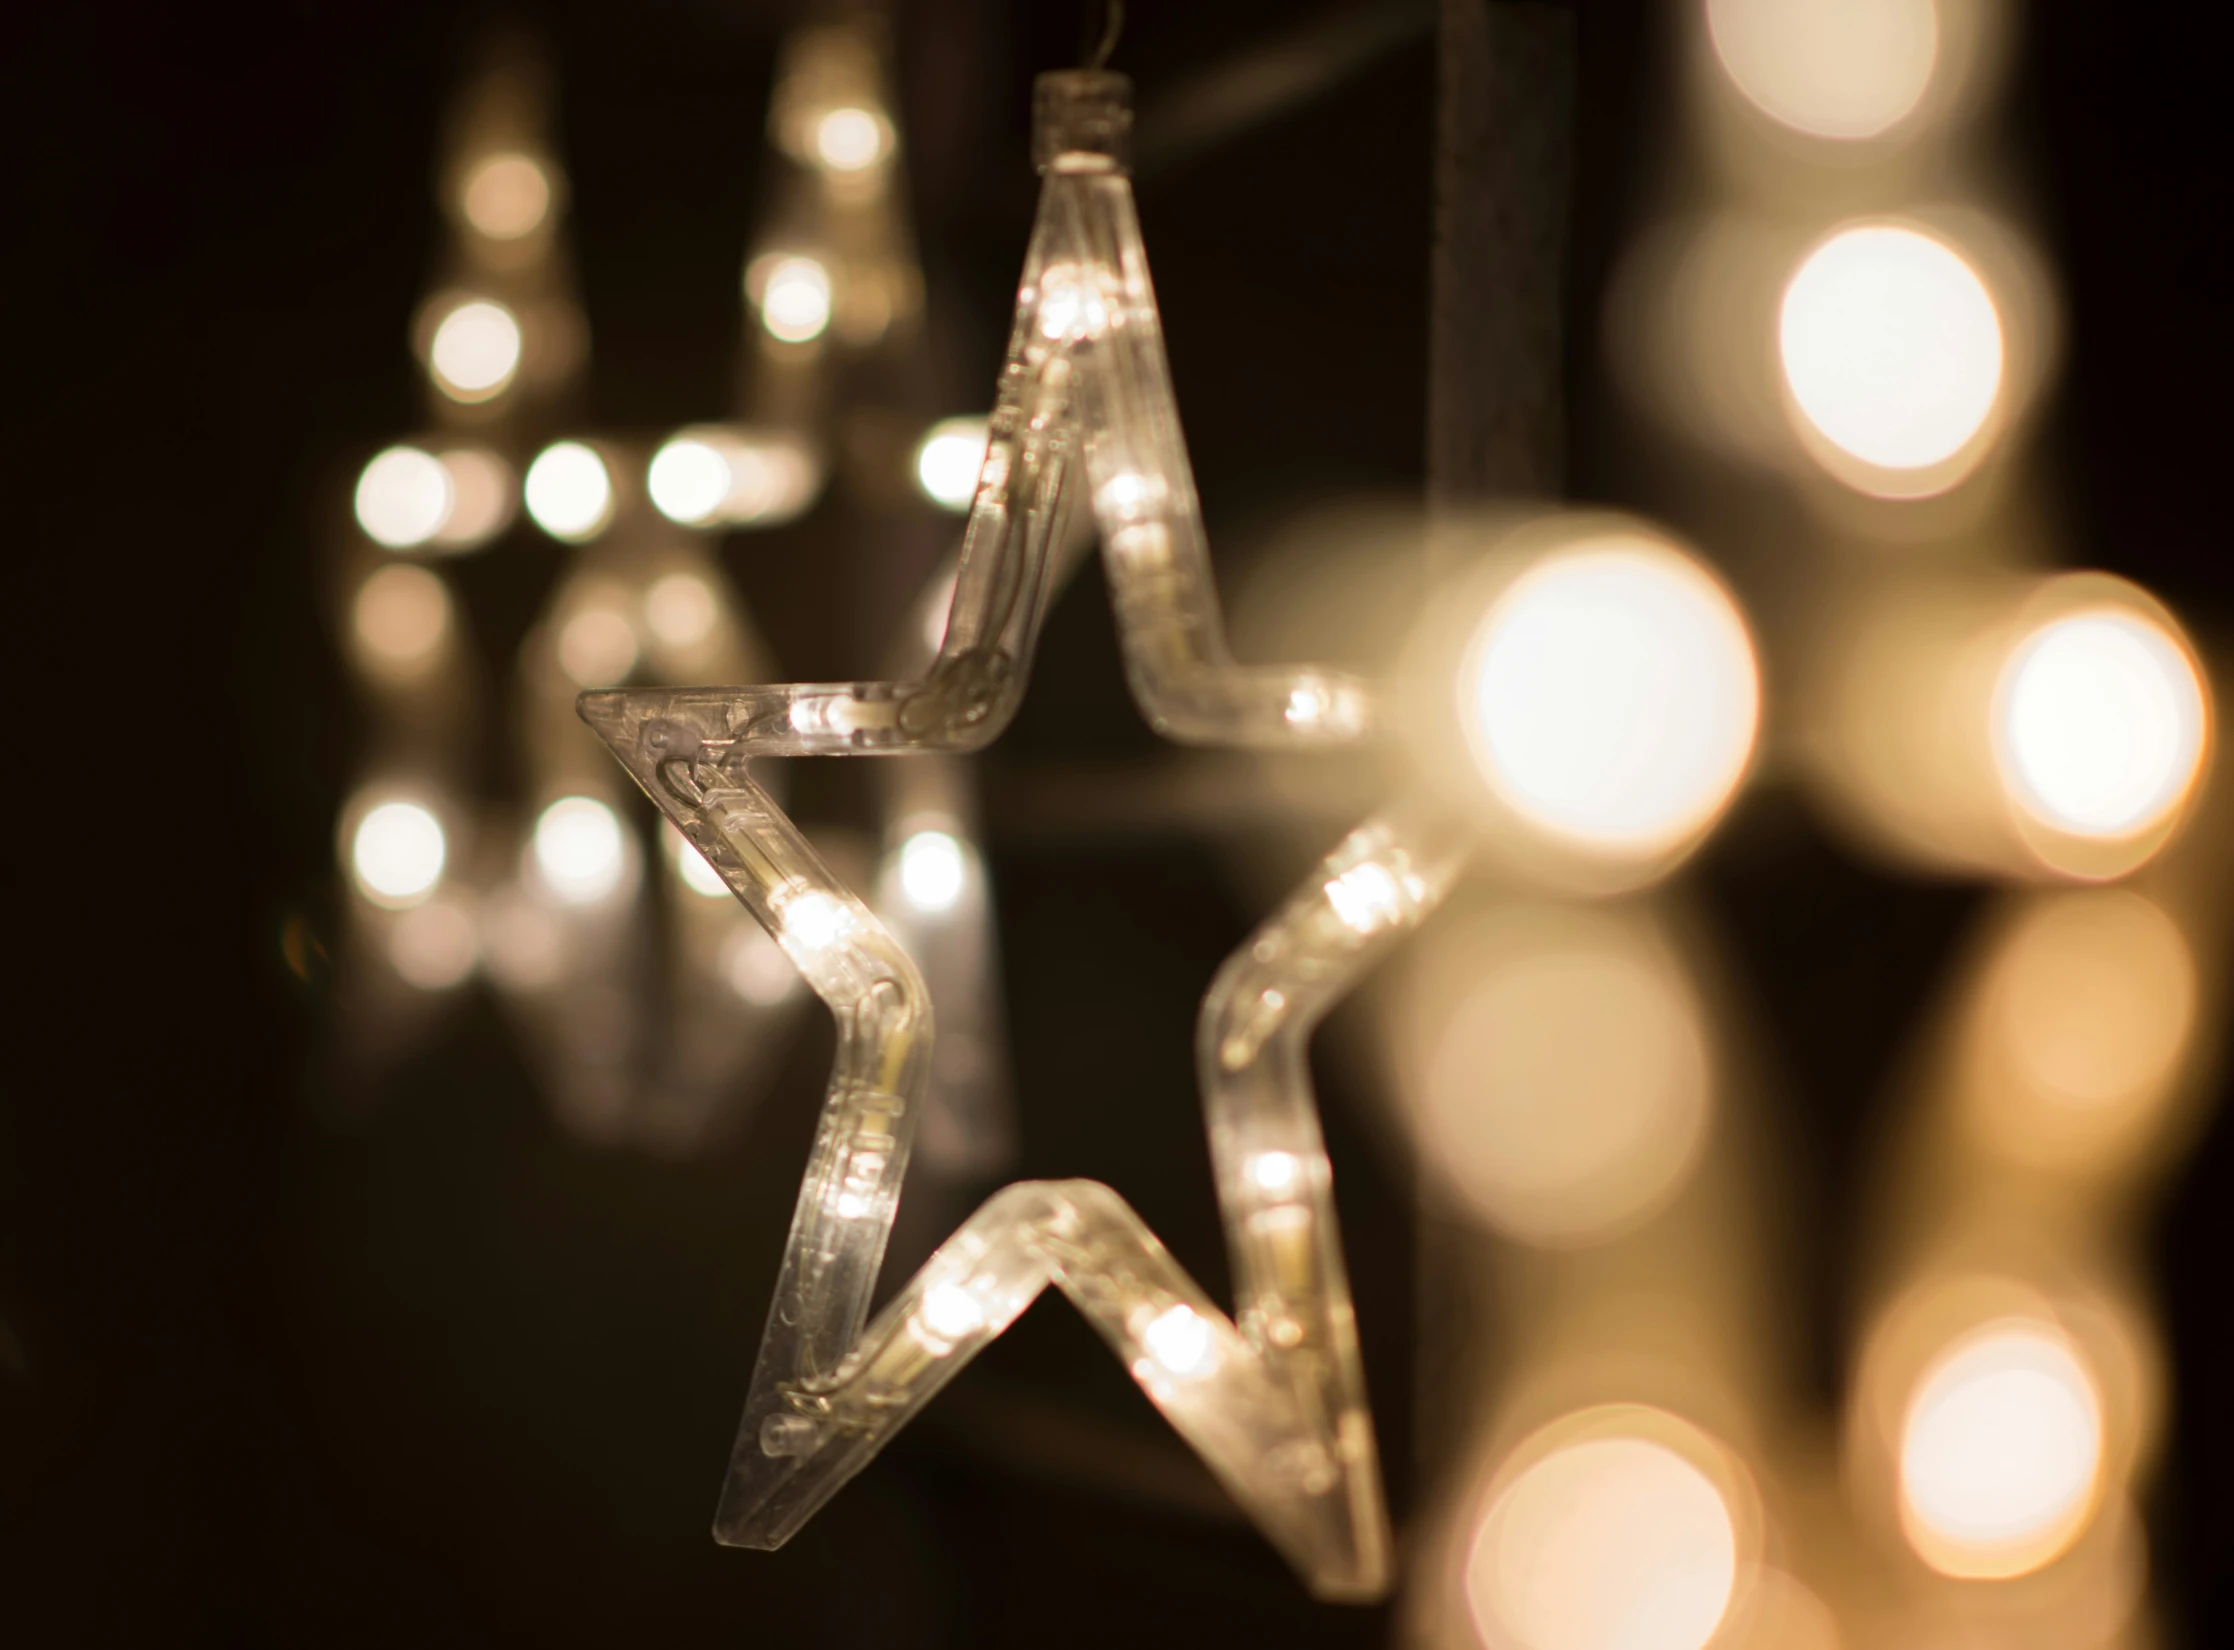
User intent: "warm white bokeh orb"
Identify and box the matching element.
[556,603,638,688]
[813,107,891,171]
[1707,0,1940,141]
[645,571,719,651]
[354,446,453,548]
[460,152,552,239]
[351,800,448,909]
[758,256,833,344]
[915,416,990,512]
[428,298,523,402]
[351,563,453,681]
[524,442,615,542]
[1900,1322,2104,1578]
[1467,1433,1739,1650]
[1462,541,1759,856]
[533,797,627,906]
[1995,610,2208,839]
[668,823,730,899]
[895,830,969,915]
[724,924,800,1005]
[1780,225,2003,474]
[432,447,514,548]
[648,437,732,526]
[389,895,479,990]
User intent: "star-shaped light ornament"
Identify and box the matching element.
[584,71,1764,1598]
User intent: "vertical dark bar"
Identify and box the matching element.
[1427,0,1575,521]
[1412,3,1574,1640]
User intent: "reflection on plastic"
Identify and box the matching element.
[1779,224,2002,491]
[1900,1320,2104,1578]
[1706,0,1940,141]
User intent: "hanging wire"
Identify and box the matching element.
[1084,0,1125,71]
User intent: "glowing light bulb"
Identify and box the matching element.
[1141,1305,1216,1378]
[1995,610,2208,839]
[354,446,453,548]
[1462,540,1759,856]
[1249,1152,1303,1196]
[428,299,523,402]
[669,823,730,898]
[523,442,614,541]
[533,797,627,906]
[813,107,891,171]
[1779,225,2003,476]
[1467,1431,1739,1650]
[645,572,719,651]
[556,603,639,688]
[914,417,990,512]
[778,888,854,952]
[461,152,552,239]
[756,256,833,344]
[1325,862,1406,934]
[351,800,447,908]
[350,563,452,681]
[918,1282,986,1342]
[1707,0,1940,141]
[1900,1322,2104,1578]
[895,830,968,915]
[648,438,733,525]
[389,895,478,990]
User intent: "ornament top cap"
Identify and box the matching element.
[1033,70,1132,175]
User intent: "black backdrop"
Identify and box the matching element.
[8,3,2229,1645]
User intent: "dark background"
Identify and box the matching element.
[6,2,2228,1645]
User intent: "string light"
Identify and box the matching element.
[913,416,989,511]
[753,254,834,344]
[350,563,453,683]
[354,446,453,548]
[1706,0,1941,142]
[427,297,524,403]
[460,151,553,239]
[894,829,968,915]
[812,107,891,172]
[533,796,628,906]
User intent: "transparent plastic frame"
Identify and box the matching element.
[582,71,1467,1600]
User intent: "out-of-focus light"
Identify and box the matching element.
[351,800,447,909]
[1706,0,1939,141]
[754,255,833,344]
[1900,1321,2104,1578]
[648,438,733,526]
[1140,1304,1217,1378]
[1467,1428,1739,1650]
[895,830,968,915]
[1779,225,2002,478]
[1249,1151,1303,1196]
[1461,540,1759,857]
[432,448,514,548]
[1415,916,1713,1246]
[556,602,638,688]
[668,822,730,899]
[350,563,452,682]
[1995,610,2208,840]
[533,797,627,906]
[645,571,719,650]
[389,894,478,990]
[724,924,799,1005]
[524,442,614,541]
[461,152,552,239]
[914,416,989,511]
[428,299,523,403]
[813,106,891,171]
[1968,892,2196,1169]
[354,446,453,548]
